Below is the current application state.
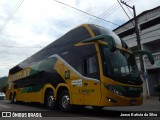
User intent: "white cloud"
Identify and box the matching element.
[0,0,160,77]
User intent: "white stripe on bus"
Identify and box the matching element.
[49,54,100,82]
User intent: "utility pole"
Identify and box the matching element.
[132,5,145,73]
[120,0,149,98]
[120,0,144,73]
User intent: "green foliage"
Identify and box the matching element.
[0,76,7,92]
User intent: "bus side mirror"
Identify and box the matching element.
[81,34,116,52]
[133,50,154,65]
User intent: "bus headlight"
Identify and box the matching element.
[104,84,123,96]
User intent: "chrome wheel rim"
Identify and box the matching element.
[12,94,16,103]
[62,94,70,109]
[48,96,54,107]
[14,96,16,102]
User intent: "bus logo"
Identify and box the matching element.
[65,70,70,79]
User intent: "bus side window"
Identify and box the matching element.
[84,56,99,79]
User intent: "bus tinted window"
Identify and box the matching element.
[9,26,91,75]
[100,45,141,85]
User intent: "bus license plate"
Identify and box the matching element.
[130,100,137,105]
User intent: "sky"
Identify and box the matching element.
[0,0,160,77]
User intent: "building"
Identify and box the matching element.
[113,6,160,96]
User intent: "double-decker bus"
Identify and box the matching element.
[6,24,154,111]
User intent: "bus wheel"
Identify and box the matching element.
[92,106,104,110]
[11,93,16,104]
[59,90,72,111]
[46,91,58,110]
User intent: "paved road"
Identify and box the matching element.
[0,97,160,119]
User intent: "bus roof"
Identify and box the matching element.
[9,24,129,75]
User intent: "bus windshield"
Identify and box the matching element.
[100,45,142,85]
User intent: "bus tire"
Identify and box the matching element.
[59,90,72,111]
[11,93,16,104]
[92,106,104,110]
[46,91,58,110]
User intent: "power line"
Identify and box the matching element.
[117,0,134,26]
[96,5,120,25]
[126,4,133,16]
[52,0,121,27]
[93,0,134,25]
[94,4,120,25]
[91,2,119,24]
[0,0,24,34]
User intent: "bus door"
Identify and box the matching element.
[82,55,101,105]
